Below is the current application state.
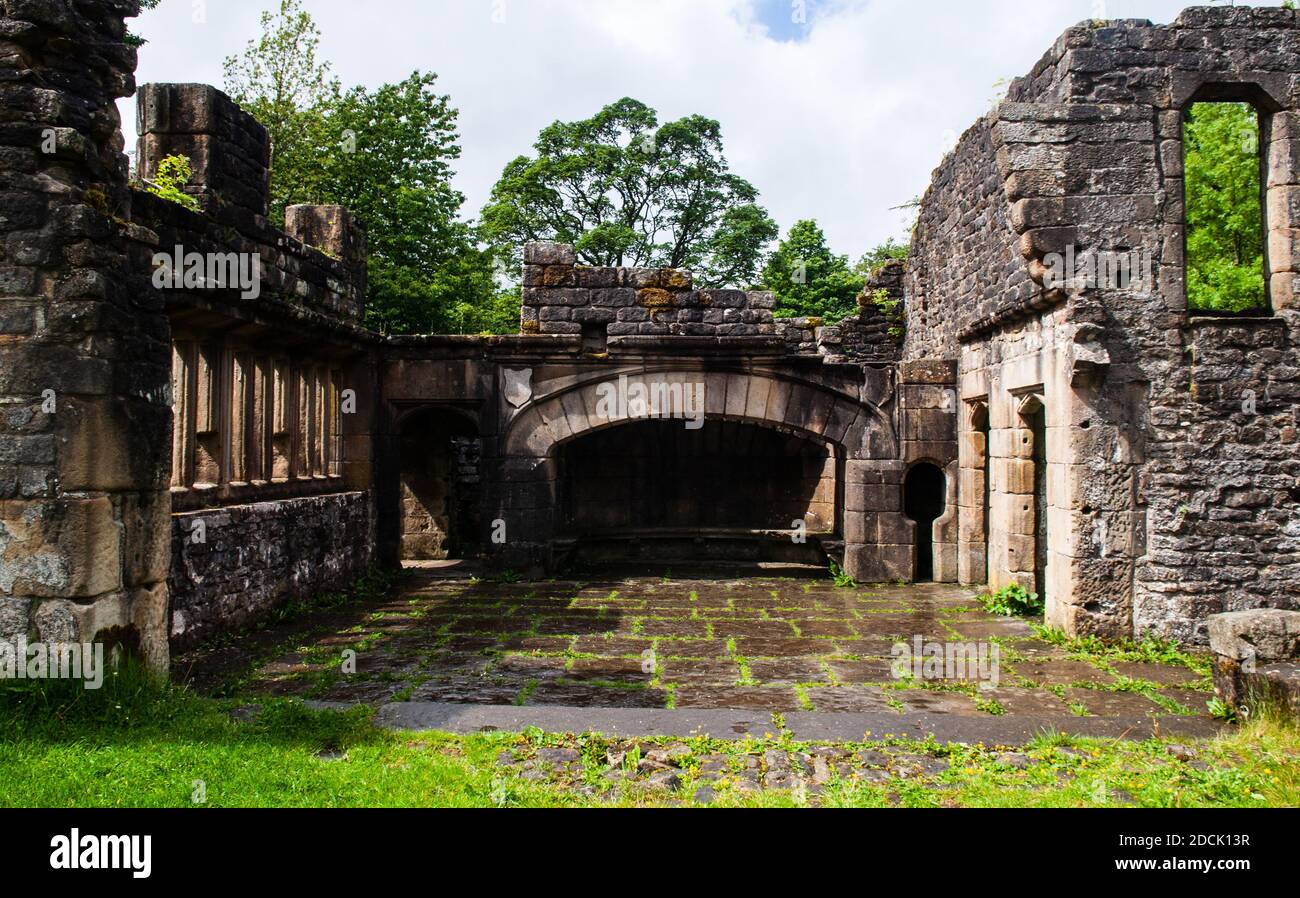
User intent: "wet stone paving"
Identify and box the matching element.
[216,567,1214,719]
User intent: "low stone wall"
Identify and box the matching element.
[168,491,373,649]
[520,242,776,338]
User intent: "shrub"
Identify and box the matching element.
[980,584,1044,618]
[144,154,200,212]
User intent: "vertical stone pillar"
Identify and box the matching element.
[0,1,173,670]
[843,460,910,582]
[285,204,368,307]
[1050,367,1138,641]
[1268,111,1300,311]
[957,400,990,585]
[988,397,1038,595]
[136,82,270,220]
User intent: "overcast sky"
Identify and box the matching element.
[122,0,1212,258]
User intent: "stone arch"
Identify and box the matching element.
[502,368,895,461]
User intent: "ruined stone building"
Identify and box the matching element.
[1,3,1297,673]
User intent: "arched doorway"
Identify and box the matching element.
[557,418,837,564]
[398,408,480,560]
[904,462,946,582]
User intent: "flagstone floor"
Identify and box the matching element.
[185,563,1214,720]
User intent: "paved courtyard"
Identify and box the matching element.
[186,564,1214,722]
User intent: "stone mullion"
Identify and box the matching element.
[313,365,326,476]
[292,363,308,479]
[306,366,320,476]
[170,341,197,489]
[325,368,343,478]
[271,358,291,482]
[229,351,251,485]
[250,356,270,483]
[193,344,224,489]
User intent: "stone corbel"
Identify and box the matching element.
[1068,323,1110,387]
[1016,393,1044,418]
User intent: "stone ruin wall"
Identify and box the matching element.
[135,83,381,650]
[521,241,902,363]
[904,6,1300,643]
[0,0,174,669]
[521,241,777,340]
[0,1,381,659]
[4,1,1298,664]
[776,261,905,363]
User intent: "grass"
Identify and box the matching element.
[1031,623,1209,674]
[1,664,1296,808]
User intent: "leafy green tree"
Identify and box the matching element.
[760,219,864,321]
[313,73,502,334]
[1185,101,1267,313]
[224,3,508,335]
[223,0,341,224]
[480,98,778,287]
[853,236,909,280]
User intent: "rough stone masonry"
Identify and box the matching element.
[0,3,1296,677]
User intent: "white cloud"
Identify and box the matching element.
[122,0,1200,258]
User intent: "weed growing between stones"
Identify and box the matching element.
[827,559,858,588]
[1031,624,1211,680]
[980,585,1044,618]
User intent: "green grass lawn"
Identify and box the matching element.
[0,666,1296,808]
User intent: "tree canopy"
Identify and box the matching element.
[223,0,340,223]
[1184,101,1267,313]
[222,0,509,335]
[853,236,909,281]
[479,98,778,288]
[760,219,865,321]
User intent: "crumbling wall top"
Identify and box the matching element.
[520,241,776,340]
